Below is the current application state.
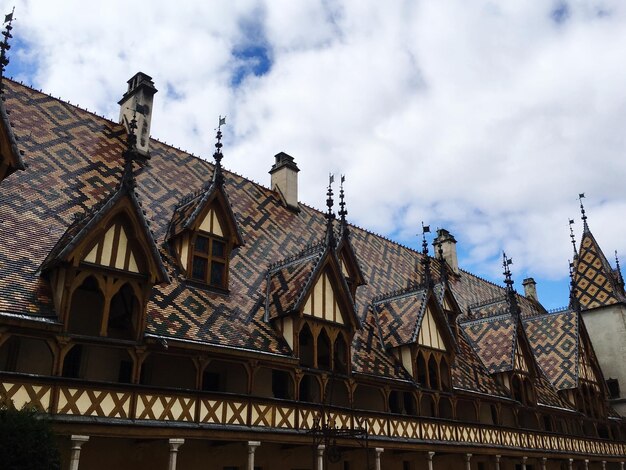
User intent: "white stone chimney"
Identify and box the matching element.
[434,228,459,274]
[522,278,538,302]
[118,72,157,156]
[269,152,300,211]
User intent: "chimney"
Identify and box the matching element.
[269,152,300,211]
[522,278,538,302]
[433,228,459,274]
[118,72,157,156]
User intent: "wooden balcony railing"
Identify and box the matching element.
[1,372,625,458]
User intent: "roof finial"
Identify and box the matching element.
[338,175,348,236]
[212,115,226,186]
[569,259,581,312]
[502,251,520,318]
[421,222,432,287]
[615,250,624,291]
[0,8,15,91]
[121,106,138,189]
[579,193,589,232]
[568,218,578,259]
[325,173,336,248]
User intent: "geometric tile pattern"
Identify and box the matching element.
[574,231,625,309]
[373,287,428,348]
[523,309,578,390]
[0,78,598,403]
[461,311,516,374]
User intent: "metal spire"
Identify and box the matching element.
[421,222,432,287]
[502,251,520,318]
[338,175,348,237]
[212,116,226,186]
[569,218,578,259]
[325,174,336,248]
[0,8,15,91]
[579,193,589,232]
[121,107,139,189]
[615,250,624,291]
[569,259,581,312]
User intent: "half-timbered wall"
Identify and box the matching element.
[303,271,344,324]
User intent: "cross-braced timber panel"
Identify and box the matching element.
[135,394,194,421]
[0,382,51,411]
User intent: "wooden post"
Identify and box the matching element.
[168,438,184,470]
[247,441,261,470]
[375,448,384,470]
[69,435,89,470]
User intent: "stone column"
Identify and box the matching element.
[69,435,89,470]
[522,456,527,470]
[465,453,472,470]
[620,462,625,470]
[427,451,435,470]
[601,461,606,470]
[495,455,501,470]
[568,459,574,470]
[316,444,325,470]
[247,441,261,470]
[584,460,589,470]
[168,438,185,470]
[375,448,384,470]
[541,457,547,470]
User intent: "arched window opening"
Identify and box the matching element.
[523,378,535,406]
[271,369,294,400]
[326,379,350,408]
[317,329,332,371]
[333,334,348,374]
[62,344,132,383]
[202,360,247,394]
[299,324,314,368]
[478,403,496,425]
[140,353,195,389]
[440,358,451,391]
[353,384,385,412]
[501,405,516,427]
[428,355,439,390]
[403,392,417,415]
[519,409,539,430]
[511,375,523,403]
[0,336,53,376]
[107,283,138,340]
[299,374,321,403]
[439,397,453,420]
[68,276,104,336]
[416,351,427,387]
[456,399,477,422]
[420,394,436,417]
[389,390,402,414]
[62,344,83,378]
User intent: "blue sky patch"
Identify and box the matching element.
[231,44,272,87]
[551,2,570,24]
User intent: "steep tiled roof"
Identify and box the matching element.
[0,78,585,398]
[373,287,428,349]
[574,230,626,310]
[523,309,579,390]
[461,309,516,374]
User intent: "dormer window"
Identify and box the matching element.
[191,232,228,288]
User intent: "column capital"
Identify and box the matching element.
[248,441,261,449]
[168,438,185,450]
[427,451,435,460]
[375,447,384,455]
[70,435,90,445]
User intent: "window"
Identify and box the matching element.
[191,233,228,288]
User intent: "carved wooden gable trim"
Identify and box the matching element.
[83,216,143,274]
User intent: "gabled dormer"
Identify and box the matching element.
[167,124,243,291]
[40,119,168,341]
[267,241,360,374]
[374,284,457,392]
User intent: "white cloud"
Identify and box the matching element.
[8,0,626,304]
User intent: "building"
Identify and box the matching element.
[0,20,625,470]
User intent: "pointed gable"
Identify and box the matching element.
[267,243,360,329]
[574,230,625,309]
[41,185,169,284]
[416,303,446,351]
[168,180,243,247]
[336,234,366,287]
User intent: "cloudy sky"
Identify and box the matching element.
[5,0,626,307]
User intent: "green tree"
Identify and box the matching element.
[0,399,60,470]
